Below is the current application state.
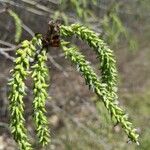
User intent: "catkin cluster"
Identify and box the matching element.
[8,35,50,150]
[8,23,139,150]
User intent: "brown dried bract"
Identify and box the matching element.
[42,20,61,48]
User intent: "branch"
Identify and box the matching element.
[48,54,69,77]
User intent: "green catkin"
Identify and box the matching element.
[61,40,139,144]
[60,24,118,102]
[8,10,22,43]
[8,35,50,149]
[8,40,33,150]
[31,36,50,146]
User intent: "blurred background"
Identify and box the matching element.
[0,0,150,149]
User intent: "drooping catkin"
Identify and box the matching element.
[8,40,33,150]
[30,35,50,146]
[8,35,50,149]
[61,24,118,101]
[61,39,139,144]
[8,10,22,43]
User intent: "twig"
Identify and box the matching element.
[48,54,69,77]
[0,8,6,14]
[22,23,35,37]
[0,48,15,61]
[0,0,47,16]
[51,53,65,58]
[0,122,9,129]
[0,40,16,47]
[21,0,54,14]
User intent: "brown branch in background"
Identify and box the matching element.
[0,49,15,61]
[1,0,47,16]
[0,40,16,48]
[22,23,35,37]
[0,8,6,14]
[48,54,69,77]
[0,40,18,60]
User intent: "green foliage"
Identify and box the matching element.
[101,3,126,45]
[52,1,137,50]
[101,3,138,50]
[54,0,97,23]
[8,10,22,43]
[8,23,139,150]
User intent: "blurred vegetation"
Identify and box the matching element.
[0,0,150,149]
